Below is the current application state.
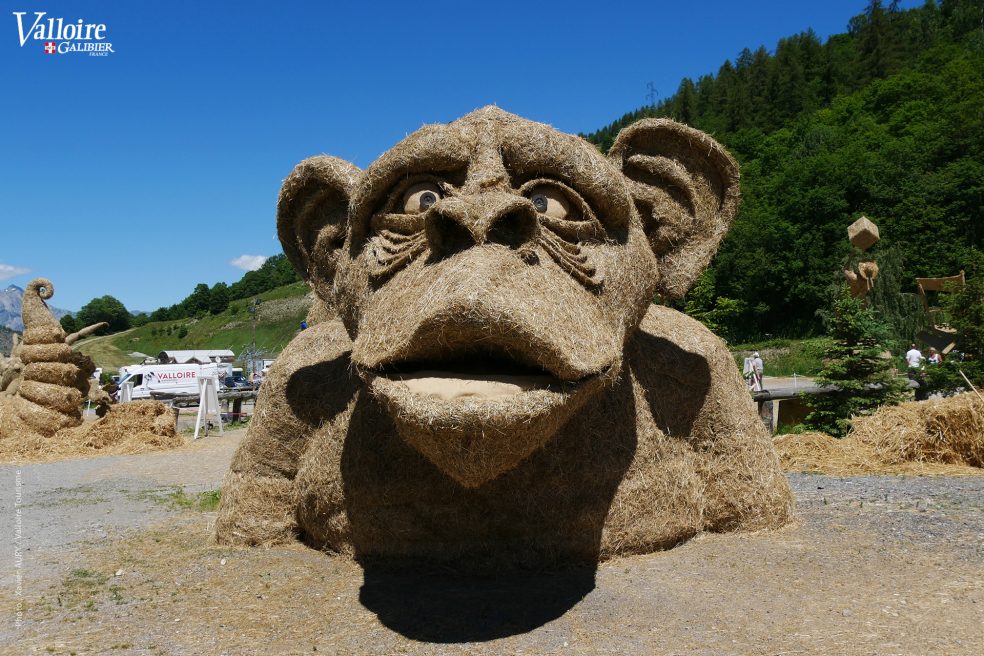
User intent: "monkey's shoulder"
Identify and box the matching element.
[632,306,731,365]
[627,305,746,401]
[261,318,354,402]
[625,306,758,436]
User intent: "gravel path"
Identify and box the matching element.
[790,473,983,562]
[1,435,981,655]
[1,431,244,585]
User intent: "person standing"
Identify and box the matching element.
[906,344,928,400]
[905,344,924,371]
[927,347,943,364]
[744,351,764,391]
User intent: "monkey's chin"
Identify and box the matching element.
[363,370,606,488]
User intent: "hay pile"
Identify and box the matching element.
[0,401,183,463]
[774,393,984,475]
[852,393,983,467]
[773,431,867,474]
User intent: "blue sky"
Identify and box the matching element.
[1,0,923,312]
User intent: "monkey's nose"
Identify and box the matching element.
[425,195,539,256]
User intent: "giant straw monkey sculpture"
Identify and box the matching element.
[217,107,792,567]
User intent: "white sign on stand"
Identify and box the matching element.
[119,381,134,403]
[193,376,223,439]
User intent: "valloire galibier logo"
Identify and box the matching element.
[13,11,115,56]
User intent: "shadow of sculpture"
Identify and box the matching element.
[628,330,712,438]
[285,352,356,426]
[359,563,596,643]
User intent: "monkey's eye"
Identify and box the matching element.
[519,178,604,242]
[401,183,443,214]
[521,180,592,223]
[528,186,573,220]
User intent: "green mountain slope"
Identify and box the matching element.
[585,0,984,342]
[75,282,312,372]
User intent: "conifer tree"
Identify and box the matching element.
[804,285,908,436]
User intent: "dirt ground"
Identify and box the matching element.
[1,430,982,655]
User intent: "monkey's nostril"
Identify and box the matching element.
[426,212,475,255]
[489,211,537,248]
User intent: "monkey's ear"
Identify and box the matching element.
[608,119,739,300]
[277,156,361,291]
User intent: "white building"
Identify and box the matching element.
[157,349,236,365]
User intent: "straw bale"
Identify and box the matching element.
[17,380,82,415]
[214,471,299,546]
[858,260,879,282]
[774,394,984,475]
[217,108,792,568]
[0,401,183,463]
[24,324,66,344]
[305,296,336,327]
[6,394,80,436]
[22,362,79,387]
[19,343,72,364]
[850,393,983,467]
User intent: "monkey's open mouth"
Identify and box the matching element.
[371,353,562,400]
[358,345,612,487]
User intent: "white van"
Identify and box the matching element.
[118,363,220,400]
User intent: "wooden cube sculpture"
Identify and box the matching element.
[848,216,880,251]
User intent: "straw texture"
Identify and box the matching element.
[774,393,984,475]
[0,401,181,463]
[0,279,146,455]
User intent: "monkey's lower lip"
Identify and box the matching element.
[361,364,607,407]
[363,368,596,407]
[361,366,608,488]
[382,371,556,400]
[362,350,574,400]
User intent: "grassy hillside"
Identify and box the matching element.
[73,329,139,370]
[76,282,312,372]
